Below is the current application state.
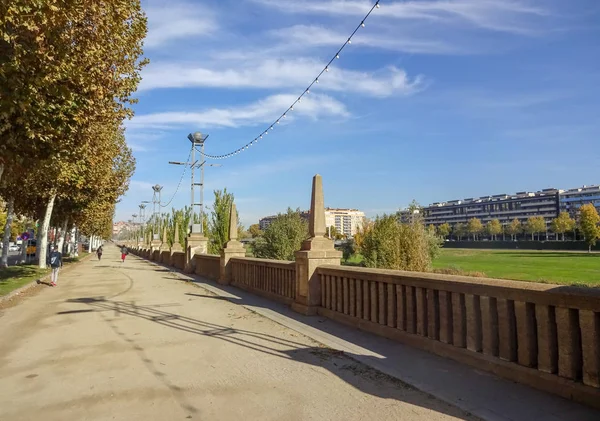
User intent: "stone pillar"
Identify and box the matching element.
[185,224,208,273]
[150,229,162,253]
[170,222,184,265]
[292,175,342,315]
[220,203,246,285]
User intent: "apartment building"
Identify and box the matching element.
[259,211,310,231]
[422,189,560,227]
[560,185,600,217]
[324,208,365,237]
[259,208,365,237]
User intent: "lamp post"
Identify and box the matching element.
[169,132,221,235]
[152,185,163,236]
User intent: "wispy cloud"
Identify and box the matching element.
[269,24,462,54]
[144,1,218,48]
[127,93,349,130]
[252,0,550,35]
[140,59,424,96]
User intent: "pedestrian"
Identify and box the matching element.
[96,245,103,261]
[48,245,63,287]
[121,245,128,263]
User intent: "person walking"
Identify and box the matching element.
[48,245,63,287]
[120,245,128,263]
[96,245,103,261]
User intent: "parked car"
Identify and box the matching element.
[8,244,20,252]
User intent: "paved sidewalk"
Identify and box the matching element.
[168,260,600,421]
[0,245,479,421]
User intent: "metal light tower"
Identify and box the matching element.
[151,185,163,234]
[139,203,147,240]
[169,132,221,235]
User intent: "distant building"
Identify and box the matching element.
[324,208,365,237]
[422,189,560,228]
[259,211,309,231]
[559,185,600,217]
[398,208,421,223]
[258,208,365,237]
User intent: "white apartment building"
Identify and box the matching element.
[560,185,600,217]
[325,208,365,237]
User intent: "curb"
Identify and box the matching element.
[0,252,93,304]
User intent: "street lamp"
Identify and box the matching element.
[168,132,222,235]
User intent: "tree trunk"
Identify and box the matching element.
[38,193,57,269]
[88,235,93,253]
[1,198,15,268]
[589,244,592,253]
[19,224,29,264]
[57,219,68,253]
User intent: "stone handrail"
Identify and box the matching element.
[230,257,296,305]
[316,265,600,408]
[171,251,185,270]
[194,253,220,281]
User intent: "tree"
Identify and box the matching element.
[208,189,237,254]
[525,216,546,241]
[579,204,600,252]
[248,224,262,238]
[505,218,522,241]
[1,0,148,267]
[467,218,483,241]
[359,214,440,272]
[486,219,502,241]
[328,225,344,240]
[253,209,308,260]
[437,223,451,239]
[453,223,466,241]
[551,212,576,241]
[341,240,356,262]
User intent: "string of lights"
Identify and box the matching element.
[160,146,192,208]
[201,0,381,160]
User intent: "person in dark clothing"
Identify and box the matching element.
[120,246,128,263]
[48,245,63,287]
[97,246,103,261]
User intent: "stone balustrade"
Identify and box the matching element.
[194,253,220,281]
[230,257,296,305]
[117,173,600,409]
[316,265,600,408]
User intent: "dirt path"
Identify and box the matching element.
[0,245,478,421]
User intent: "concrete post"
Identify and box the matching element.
[220,203,246,285]
[170,222,184,266]
[292,175,342,315]
[185,232,208,273]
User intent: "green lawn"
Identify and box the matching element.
[432,249,600,286]
[342,249,600,286]
[0,265,50,296]
[0,253,89,297]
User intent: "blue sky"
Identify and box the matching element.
[118,0,600,226]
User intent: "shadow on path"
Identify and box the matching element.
[62,297,476,420]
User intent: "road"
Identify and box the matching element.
[0,245,478,421]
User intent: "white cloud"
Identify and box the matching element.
[127,93,349,130]
[139,58,424,96]
[251,0,549,34]
[144,1,218,48]
[269,24,462,54]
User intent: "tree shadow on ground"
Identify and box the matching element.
[62,297,476,420]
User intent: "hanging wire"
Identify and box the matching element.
[201,0,381,160]
[160,146,192,208]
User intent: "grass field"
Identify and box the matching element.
[0,254,87,297]
[343,249,600,286]
[0,265,50,296]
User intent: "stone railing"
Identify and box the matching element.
[171,251,185,270]
[230,257,296,305]
[316,265,600,408]
[194,253,221,281]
